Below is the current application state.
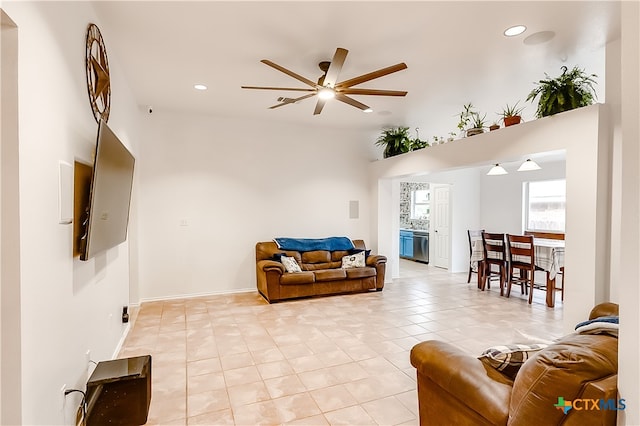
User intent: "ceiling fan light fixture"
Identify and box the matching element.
[517,159,542,171]
[363,108,373,113]
[487,164,508,176]
[504,25,527,37]
[318,87,335,100]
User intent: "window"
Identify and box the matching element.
[411,189,430,220]
[524,179,566,232]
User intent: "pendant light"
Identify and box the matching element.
[487,164,508,176]
[517,159,541,171]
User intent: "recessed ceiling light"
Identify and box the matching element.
[194,84,208,91]
[504,25,527,37]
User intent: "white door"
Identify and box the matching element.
[431,184,450,269]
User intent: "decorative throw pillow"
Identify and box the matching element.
[280,256,302,273]
[349,248,372,258]
[479,343,548,379]
[341,251,366,269]
[272,252,286,262]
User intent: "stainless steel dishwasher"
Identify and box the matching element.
[412,230,429,263]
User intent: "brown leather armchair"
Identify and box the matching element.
[410,303,619,426]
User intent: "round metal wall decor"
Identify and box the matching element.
[85,23,111,123]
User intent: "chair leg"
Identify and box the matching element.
[467,265,472,283]
[499,265,505,296]
[561,268,565,301]
[506,268,512,298]
[528,272,534,304]
[478,262,486,291]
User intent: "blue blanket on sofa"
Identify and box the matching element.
[274,237,355,252]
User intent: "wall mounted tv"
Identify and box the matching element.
[80,120,135,261]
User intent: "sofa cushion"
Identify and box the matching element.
[479,343,548,379]
[302,250,331,264]
[345,267,377,279]
[280,271,315,285]
[331,250,351,261]
[281,256,302,273]
[341,251,366,269]
[314,269,347,282]
[302,261,341,271]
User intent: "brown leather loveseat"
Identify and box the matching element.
[255,239,386,303]
[410,303,619,426]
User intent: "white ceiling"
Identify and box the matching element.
[93,1,621,139]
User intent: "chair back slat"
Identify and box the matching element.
[506,234,537,303]
[482,232,506,261]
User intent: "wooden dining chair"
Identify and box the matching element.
[506,234,536,303]
[480,232,508,295]
[524,231,565,301]
[467,229,484,283]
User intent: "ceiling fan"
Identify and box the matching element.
[241,47,408,115]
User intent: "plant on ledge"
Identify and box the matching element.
[457,103,486,137]
[500,101,525,126]
[376,127,428,158]
[526,65,597,118]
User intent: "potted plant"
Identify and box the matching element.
[411,127,429,151]
[457,103,486,137]
[457,103,474,134]
[489,122,500,131]
[466,112,486,136]
[526,65,597,118]
[500,101,525,126]
[376,126,412,158]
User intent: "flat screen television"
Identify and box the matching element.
[80,120,135,261]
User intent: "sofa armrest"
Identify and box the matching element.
[410,340,512,424]
[589,302,618,319]
[366,254,386,266]
[257,259,285,274]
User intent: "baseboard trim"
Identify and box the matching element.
[111,322,131,360]
[137,287,256,304]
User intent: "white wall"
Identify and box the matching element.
[1,8,21,425]
[135,111,373,301]
[1,2,140,424]
[479,159,566,234]
[370,105,609,335]
[617,1,640,424]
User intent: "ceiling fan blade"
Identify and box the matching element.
[335,93,370,111]
[323,48,348,88]
[339,88,408,96]
[336,63,408,88]
[242,86,315,92]
[268,93,316,109]
[260,59,318,88]
[313,98,327,115]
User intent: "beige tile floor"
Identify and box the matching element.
[119,259,564,425]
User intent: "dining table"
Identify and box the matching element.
[472,237,565,307]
